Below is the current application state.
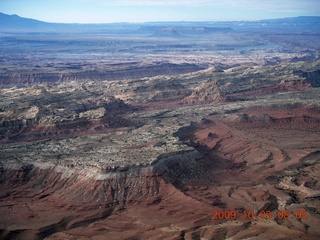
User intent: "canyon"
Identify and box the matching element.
[0,14,319,240]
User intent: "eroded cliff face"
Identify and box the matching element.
[0,58,319,239]
[0,164,164,205]
[183,80,227,104]
[0,63,204,86]
[0,164,162,240]
[0,94,136,144]
[0,150,211,240]
[295,70,320,87]
[1,104,320,240]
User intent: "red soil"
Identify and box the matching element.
[227,80,311,100]
[0,106,319,240]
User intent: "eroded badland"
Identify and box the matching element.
[0,14,320,240]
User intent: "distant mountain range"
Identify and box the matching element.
[1,12,319,33]
[0,13,139,33]
[0,12,53,28]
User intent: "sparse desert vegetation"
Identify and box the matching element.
[0,13,319,240]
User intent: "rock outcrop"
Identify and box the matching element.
[184,80,227,104]
[295,70,320,87]
[0,63,205,86]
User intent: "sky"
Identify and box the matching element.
[1,0,320,23]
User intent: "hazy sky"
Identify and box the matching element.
[1,0,320,23]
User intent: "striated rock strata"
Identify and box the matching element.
[1,105,320,240]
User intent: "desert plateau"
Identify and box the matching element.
[0,13,319,240]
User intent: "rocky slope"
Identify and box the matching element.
[0,46,319,239]
[1,104,320,240]
[0,63,204,86]
[184,80,227,104]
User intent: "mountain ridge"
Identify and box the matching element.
[1,12,320,26]
[0,12,52,27]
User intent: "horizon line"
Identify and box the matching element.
[1,12,320,25]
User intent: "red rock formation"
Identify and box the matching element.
[227,79,311,100]
[1,105,319,240]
